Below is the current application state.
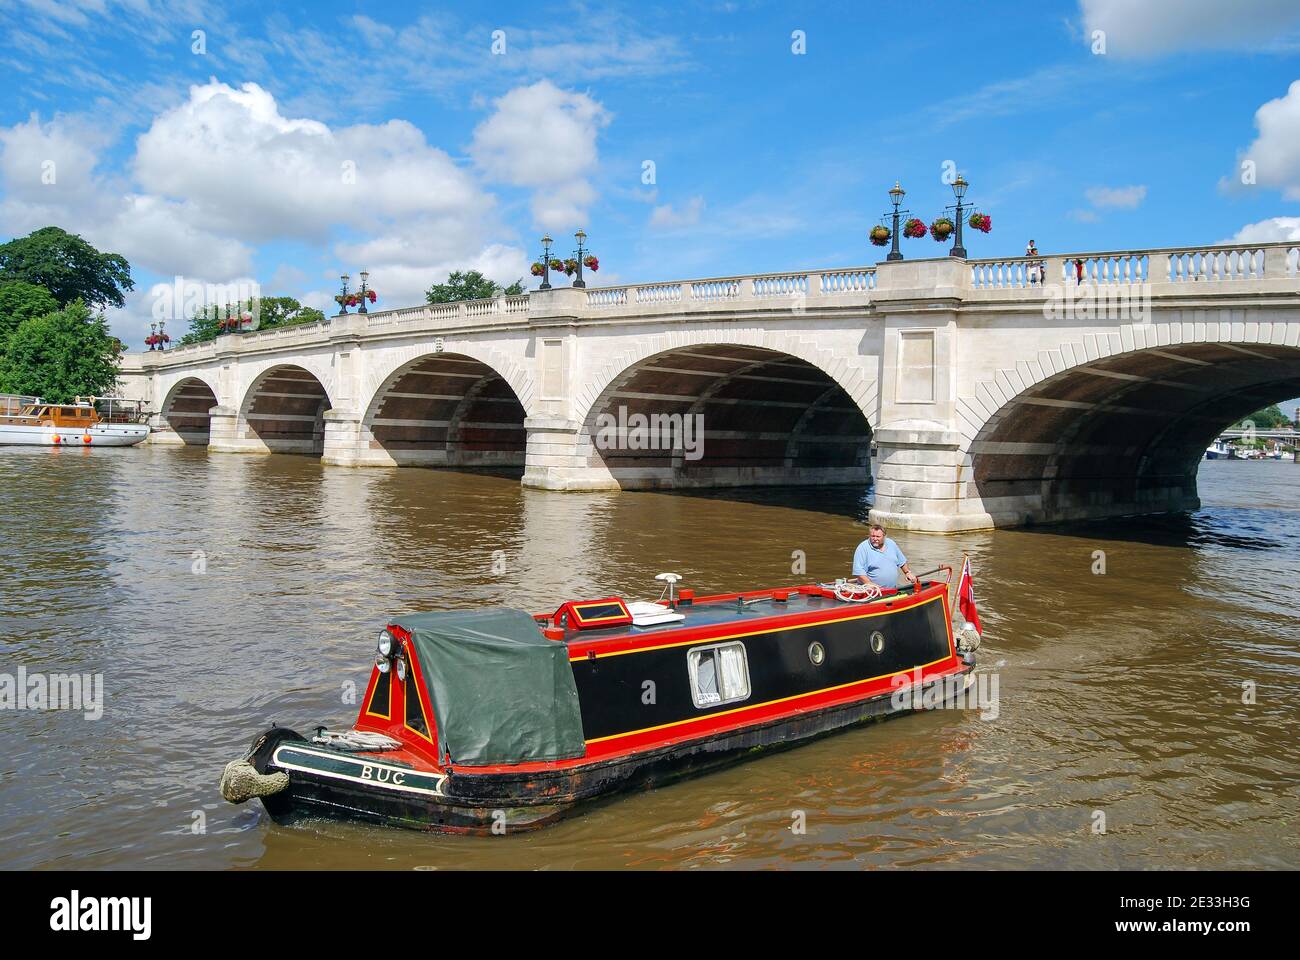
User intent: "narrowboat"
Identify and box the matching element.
[221,572,983,834]
[0,395,149,447]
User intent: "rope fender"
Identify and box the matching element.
[220,759,289,804]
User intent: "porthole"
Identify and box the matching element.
[870,631,885,654]
[808,641,826,666]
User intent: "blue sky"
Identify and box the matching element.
[1,0,1299,362]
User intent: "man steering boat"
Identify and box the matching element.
[853,523,918,591]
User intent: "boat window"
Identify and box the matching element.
[404,672,428,737]
[687,641,750,708]
[366,669,391,719]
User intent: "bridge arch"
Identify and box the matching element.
[960,320,1300,526]
[158,375,219,445]
[576,341,874,488]
[359,351,527,468]
[238,363,335,455]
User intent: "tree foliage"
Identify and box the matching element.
[426,270,521,304]
[0,280,59,347]
[1243,404,1293,429]
[0,300,122,401]
[0,227,134,308]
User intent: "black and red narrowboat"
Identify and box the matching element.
[221,573,983,834]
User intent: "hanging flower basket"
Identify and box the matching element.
[930,217,955,241]
[562,258,579,276]
[583,254,599,271]
[968,212,992,233]
[902,217,927,239]
[869,225,892,247]
[530,262,545,277]
[549,258,565,272]
[366,289,377,303]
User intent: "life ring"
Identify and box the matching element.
[51,434,60,445]
[82,434,92,445]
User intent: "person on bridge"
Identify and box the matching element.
[853,523,918,591]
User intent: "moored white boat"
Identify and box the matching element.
[0,395,149,447]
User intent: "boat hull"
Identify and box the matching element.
[0,423,149,447]
[249,662,976,834]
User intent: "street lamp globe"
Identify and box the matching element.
[889,181,905,206]
[952,174,968,200]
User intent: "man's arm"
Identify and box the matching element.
[899,561,918,587]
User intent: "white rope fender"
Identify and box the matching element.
[828,579,883,603]
[220,759,289,804]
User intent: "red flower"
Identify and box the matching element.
[367,289,377,302]
[583,254,599,271]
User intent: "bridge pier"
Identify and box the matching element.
[521,417,619,491]
[869,426,993,532]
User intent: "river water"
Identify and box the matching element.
[1,448,1296,870]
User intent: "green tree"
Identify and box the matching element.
[0,300,121,401]
[0,280,59,347]
[1242,405,1290,429]
[0,227,134,308]
[426,270,518,304]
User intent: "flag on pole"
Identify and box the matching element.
[957,556,981,635]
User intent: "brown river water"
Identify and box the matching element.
[1,448,1297,870]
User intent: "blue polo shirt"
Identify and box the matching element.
[853,537,907,588]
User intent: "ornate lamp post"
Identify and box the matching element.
[158,319,167,351]
[885,181,907,262]
[337,273,351,316]
[148,321,157,351]
[539,235,553,290]
[572,230,588,289]
[948,174,969,259]
[357,270,370,315]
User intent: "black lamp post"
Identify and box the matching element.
[148,321,158,351]
[886,181,907,262]
[539,235,553,290]
[949,174,969,259]
[337,273,351,316]
[572,230,588,288]
[158,319,167,351]
[357,270,370,314]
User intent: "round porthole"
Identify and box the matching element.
[808,641,826,666]
[870,631,885,654]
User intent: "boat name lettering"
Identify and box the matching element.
[360,763,406,785]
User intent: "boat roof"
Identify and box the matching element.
[545,584,927,644]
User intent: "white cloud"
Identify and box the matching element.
[1231,216,1300,243]
[1080,0,1300,56]
[649,196,705,230]
[133,80,492,243]
[470,80,610,229]
[0,80,548,343]
[1224,80,1300,200]
[1084,185,1147,209]
[0,111,252,281]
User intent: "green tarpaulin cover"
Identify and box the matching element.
[394,607,586,766]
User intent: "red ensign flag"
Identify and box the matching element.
[957,557,981,635]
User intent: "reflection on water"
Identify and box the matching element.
[0,448,1297,869]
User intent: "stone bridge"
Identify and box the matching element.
[119,242,1300,531]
